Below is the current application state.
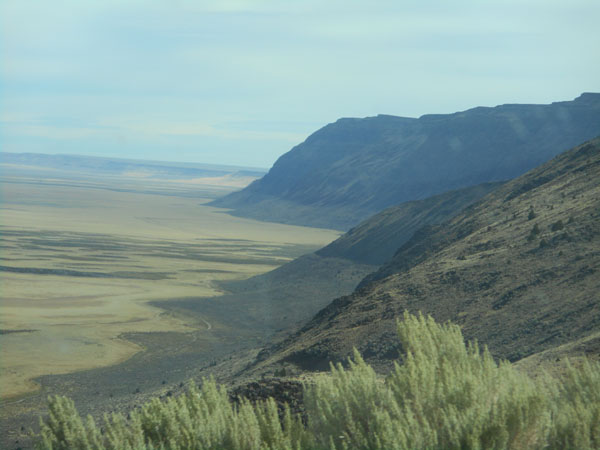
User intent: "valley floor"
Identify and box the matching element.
[0,169,340,449]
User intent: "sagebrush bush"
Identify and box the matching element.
[304,312,551,449]
[38,379,309,450]
[36,312,600,449]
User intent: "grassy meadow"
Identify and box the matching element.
[0,168,340,400]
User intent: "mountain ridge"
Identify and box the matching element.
[212,93,600,230]
[0,152,267,178]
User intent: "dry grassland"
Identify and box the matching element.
[0,176,339,400]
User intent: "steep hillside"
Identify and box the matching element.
[212,93,600,230]
[157,254,376,339]
[162,182,500,339]
[252,137,600,373]
[317,182,502,265]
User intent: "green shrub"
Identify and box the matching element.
[36,313,600,449]
[305,312,551,449]
[546,359,600,449]
[38,379,309,450]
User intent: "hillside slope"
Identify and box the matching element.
[164,183,500,339]
[212,93,600,230]
[252,137,600,372]
[316,182,502,265]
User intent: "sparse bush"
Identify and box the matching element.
[36,313,600,450]
[274,367,287,377]
[527,223,541,241]
[551,220,565,231]
[528,208,536,220]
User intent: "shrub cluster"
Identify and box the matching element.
[37,312,600,449]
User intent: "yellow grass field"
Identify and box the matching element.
[0,174,340,400]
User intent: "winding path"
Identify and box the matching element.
[199,317,212,331]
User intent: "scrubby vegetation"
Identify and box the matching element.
[37,312,600,449]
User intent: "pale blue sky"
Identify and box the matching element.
[1,0,599,167]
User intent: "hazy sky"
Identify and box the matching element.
[1,0,599,168]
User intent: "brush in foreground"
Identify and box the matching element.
[37,312,600,449]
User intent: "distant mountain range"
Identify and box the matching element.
[249,136,600,374]
[212,93,600,230]
[0,152,267,179]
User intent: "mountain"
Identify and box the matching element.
[211,93,600,230]
[250,137,600,373]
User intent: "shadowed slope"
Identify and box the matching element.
[162,182,501,338]
[317,182,502,265]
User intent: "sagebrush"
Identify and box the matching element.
[37,312,600,449]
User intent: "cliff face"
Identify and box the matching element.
[212,93,600,230]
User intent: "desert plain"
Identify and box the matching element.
[0,164,339,403]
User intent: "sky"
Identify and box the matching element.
[1,0,599,168]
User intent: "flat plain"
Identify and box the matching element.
[0,165,340,402]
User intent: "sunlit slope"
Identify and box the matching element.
[253,137,600,372]
[213,93,600,230]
